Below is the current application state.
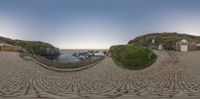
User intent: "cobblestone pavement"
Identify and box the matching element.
[0,51,200,99]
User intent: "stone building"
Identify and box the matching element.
[176,39,197,52]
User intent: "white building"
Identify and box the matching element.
[152,39,155,44]
[176,39,197,52]
[180,39,188,52]
[158,44,163,50]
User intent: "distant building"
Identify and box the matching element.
[176,39,196,52]
[149,38,200,52]
[0,43,22,52]
[158,44,163,50]
[152,39,155,44]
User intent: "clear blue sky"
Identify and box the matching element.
[0,0,200,49]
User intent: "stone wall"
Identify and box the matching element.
[0,44,22,52]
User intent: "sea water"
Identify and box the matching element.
[56,50,106,63]
[56,50,84,63]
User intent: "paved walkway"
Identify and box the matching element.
[0,51,200,99]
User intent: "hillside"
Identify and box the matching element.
[0,36,60,59]
[128,32,200,50]
[109,32,200,70]
[110,44,157,70]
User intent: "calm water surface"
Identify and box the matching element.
[56,50,86,63]
[56,50,106,63]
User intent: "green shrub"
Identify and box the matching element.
[110,44,157,70]
[0,36,60,59]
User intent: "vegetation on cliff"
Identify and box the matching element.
[128,32,200,50]
[0,36,60,59]
[110,44,157,70]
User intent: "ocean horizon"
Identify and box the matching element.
[56,49,107,63]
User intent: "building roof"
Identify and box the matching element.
[176,39,195,44]
[181,39,188,43]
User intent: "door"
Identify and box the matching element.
[181,45,188,52]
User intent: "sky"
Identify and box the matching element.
[1,0,200,49]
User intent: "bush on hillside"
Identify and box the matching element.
[110,44,157,70]
[128,32,200,50]
[0,36,60,59]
